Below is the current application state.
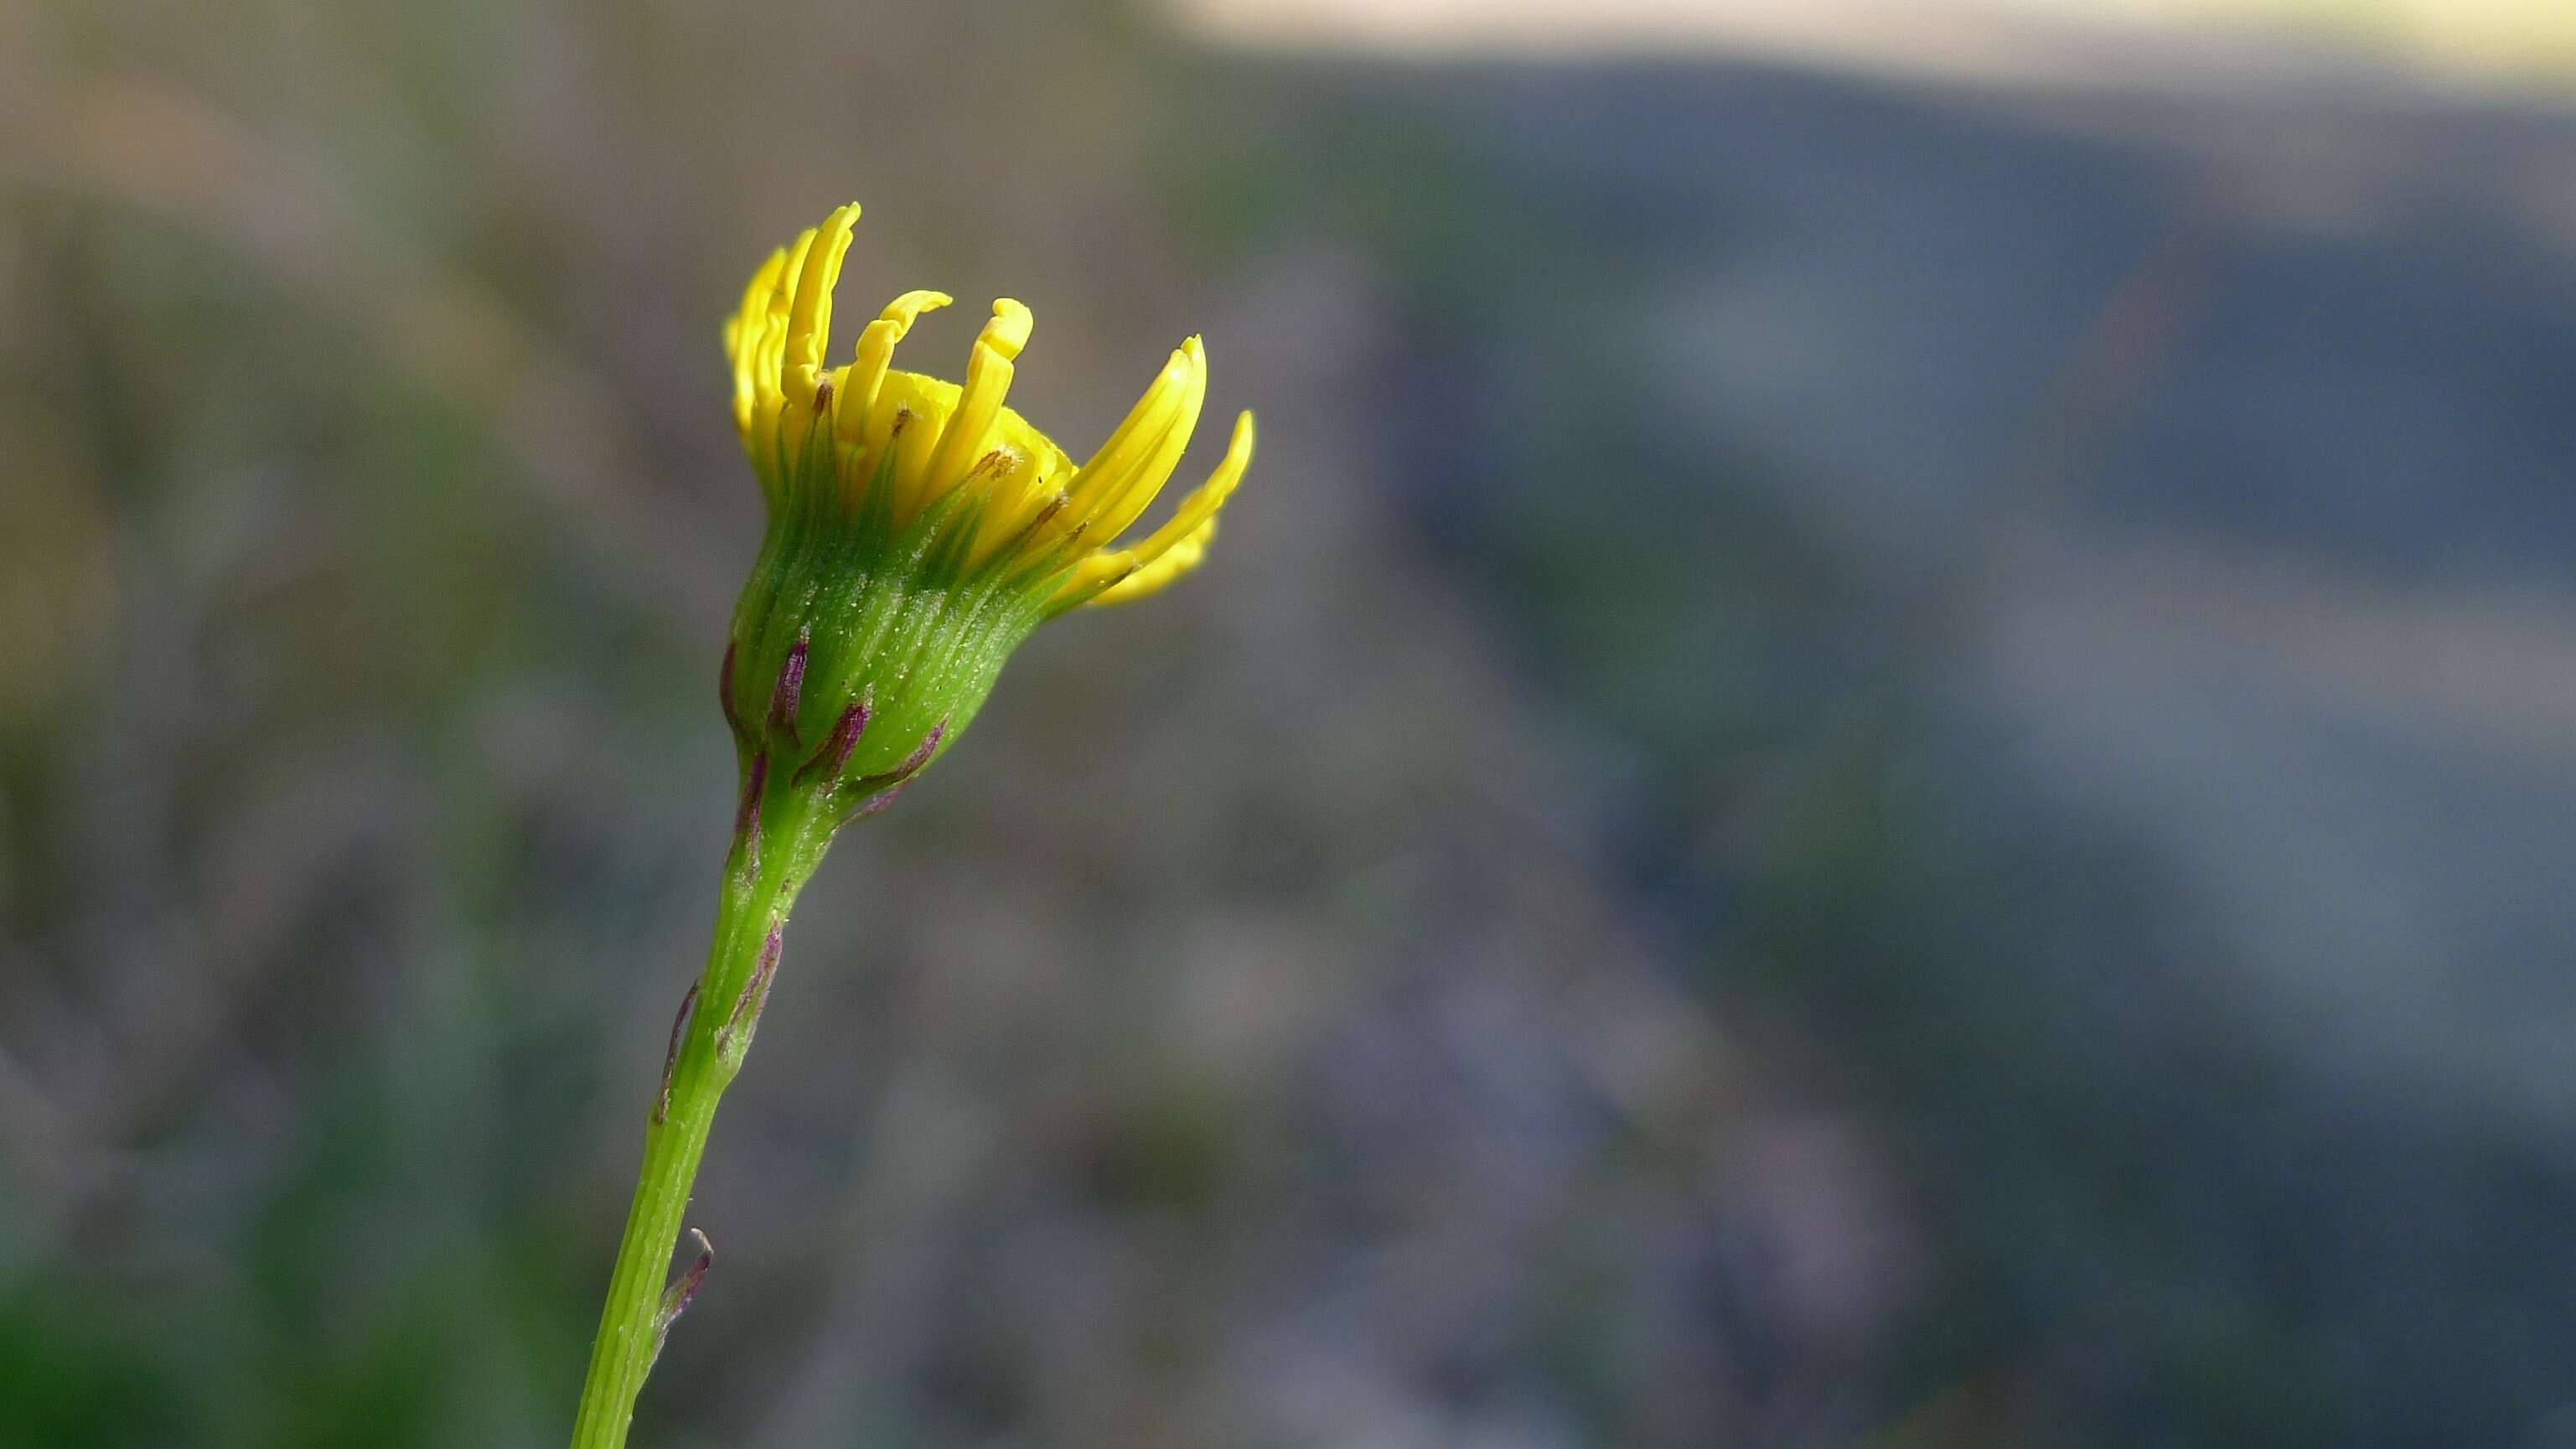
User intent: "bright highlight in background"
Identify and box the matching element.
[1170,0,2576,91]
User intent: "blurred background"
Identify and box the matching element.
[5,0,2576,1444]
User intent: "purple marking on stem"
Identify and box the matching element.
[813,377,834,415]
[850,717,946,794]
[654,981,700,1126]
[845,778,913,823]
[721,924,784,1052]
[734,753,768,836]
[718,643,748,742]
[735,753,768,881]
[793,697,871,786]
[768,631,808,743]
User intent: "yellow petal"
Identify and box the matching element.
[1112,411,1253,572]
[841,289,953,445]
[922,298,1032,503]
[890,398,944,515]
[784,203,860,406]
[1084,516,1218,608]
[726,246,789,434]
[1084,337,1208,546]
[774,225,818,346]
[1060,342,1198,526]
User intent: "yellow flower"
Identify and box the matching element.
[722,202,1253,613]
[711,203,1254,822]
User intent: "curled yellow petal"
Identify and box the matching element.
[1084,516,1218,608]
[1085,337,1208,546]
[1060,342,1198,528]
[841,288,953,445]
[774,225,818,349]
[1115,411,1254,572]
[922,298,1032,503]
[727,246,789,435]
[783,203,860,406]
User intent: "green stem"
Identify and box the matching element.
[567,783,827,1449]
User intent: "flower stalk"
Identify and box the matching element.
[566,737,830,1449]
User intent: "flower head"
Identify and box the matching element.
[724,202,1252,613]
[714,204,1252,824]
